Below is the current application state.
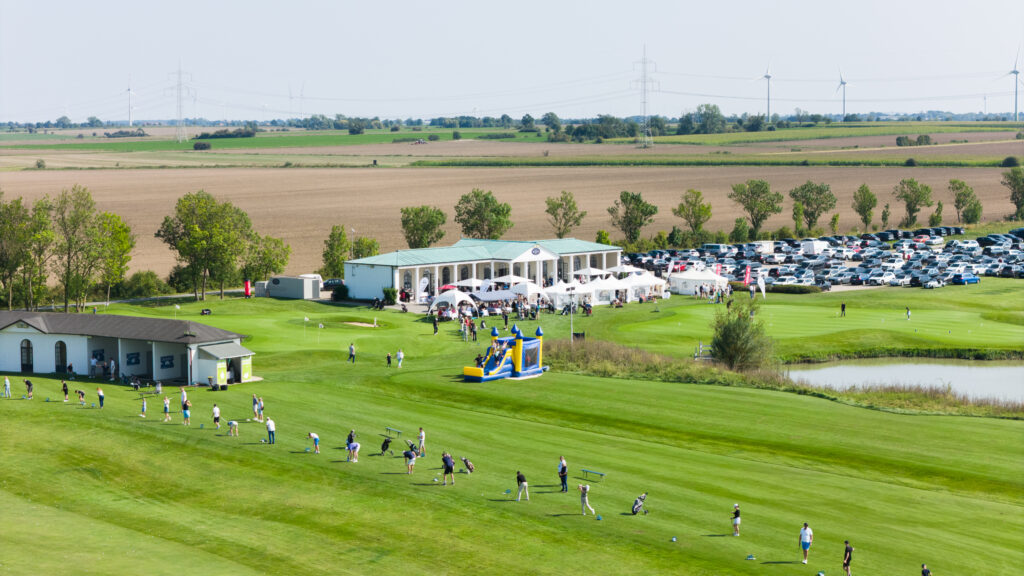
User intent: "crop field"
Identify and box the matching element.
[639,122,1023,146]
[0,165,1018,277]
[0,293,1020,575]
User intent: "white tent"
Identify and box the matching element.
[544,280,594,308]
[668,269,729,296]
[472,289,516,302]
[510,281,546,299]
[621,272,669,300]
[428,289,477,312]
[573,267,608,278]
[491,274,530,285]
[606,264,645,274]
[454,278,484,289]
[586,276,629,304]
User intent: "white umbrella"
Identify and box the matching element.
[491,274,530,285]
[621,272,665,287]
[573,267,609,277]
[454,278,484,288]
[606,264,645,274]
[510,281,546,297]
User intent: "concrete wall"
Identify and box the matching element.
[153,342,184,381]
[119,339,151,379]
[344,263,395,300]
[0,325,87,374]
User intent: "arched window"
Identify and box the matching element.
[460,266,469,280]
[20,339,33,373]
[483,268,492,280]
[55,341,67,373]
[513,264,522,277]
[442,267,451,285]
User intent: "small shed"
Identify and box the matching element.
[265,276,318,300]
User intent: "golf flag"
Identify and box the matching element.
[175,304,180,310]
[715,263,722,275]
[318,323,324,329]
[743,266,751,285]
[304,317,309,322]
[757,275,766,299]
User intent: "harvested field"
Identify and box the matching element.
[0,166,1016,278]
[744,131,1022,149]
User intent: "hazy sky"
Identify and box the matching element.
[2,0,1022,123]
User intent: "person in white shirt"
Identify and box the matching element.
[212,404,221,429]
[108,359,116,382]
[265,418,276,444]
[308,432,320,454]
[90,356,97,378]
[2,376,9,398]
[579,484,596,516]
[418,427,426,456]
[799,523,814,564]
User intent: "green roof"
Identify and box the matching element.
[347,238,619,268]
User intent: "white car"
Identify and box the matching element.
[926,236,944,246]
[776,276,798,285]
[923,278,944,289]
[868,271,896,285]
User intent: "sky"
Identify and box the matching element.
[1,0,1023,123]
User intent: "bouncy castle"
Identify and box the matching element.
[463,325,548,382]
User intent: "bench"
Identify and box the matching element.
[385,427,403,438]
[581,469,606,481]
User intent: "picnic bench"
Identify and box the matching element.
[581,469,606,481]
[385,427,403,438]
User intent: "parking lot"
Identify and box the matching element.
[624,226,1024,291]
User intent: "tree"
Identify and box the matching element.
[675,113,695,135]
[400,205,447,248]
[241,234,290,282]
[0,194,31,309]
[711,298,773,371]
[892,178,933,227]
[962,197,983,224]
[791,202,805,236]
[203,203,253,299]
[96,212,135,304]
[881,203,891,229]
[1001,166,1024,220]
[672,189,712,235]
[53,185,101,311]
[607,191,658,243]
[350,236,380,260]
[541,112,561,133]
[454,189,513,239]
[499,114,513,129]
[950,179,977,223]
[788,180,836,230]
[319,225,351,278]
[729,218,750,243]
[829,214,840,235]
[929,202,944,226]
[694,104,726,134]
[545,191,587,238]
[520,114,535,131]
[728,179,783,238]
[595,230,611,245]
[20,198,54,310]
[851,184,876,230]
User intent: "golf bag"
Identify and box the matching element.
[631,493,648,515]
[461,456,475,473]
[380,437,392,455]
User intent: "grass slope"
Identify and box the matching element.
[1,294,1021,575]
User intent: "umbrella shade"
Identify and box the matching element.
[440,284,457,291]
[573,267,608,277]
[607,264,645,274]
[429,289,476,311]
[454,278,484,288]
[491,274,530,285]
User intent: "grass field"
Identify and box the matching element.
[637,122,1023,146]
[1,290,1021,574]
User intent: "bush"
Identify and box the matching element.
[905,158,918,166]
[452,130,461,140]
[390,125,400,132]
[112,270,174,299]
[193,141,211,150]
[728,282,821,295]
[478,133,517,140]
[711,298,774,371]
[962,199,983,224]
[729,218,750,243]
[382,287,397,305]
[1002,156,1021,168]
[427,134,440,141]
[331,284,349,302]
[35,159,45,169]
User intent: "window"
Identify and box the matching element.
[20,339,33,373]
[442,267,451,285]
[55,341,67,373]
[403,271,412,290]
[460,266,469,280]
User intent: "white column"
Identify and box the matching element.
[433,265,439,295]
[568,254,575,279]
[602,253,607,269]
[490,261,495,279]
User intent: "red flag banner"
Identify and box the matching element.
[743,266,751,285]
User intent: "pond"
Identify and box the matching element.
[786,358,1024,402]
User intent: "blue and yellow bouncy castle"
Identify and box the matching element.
[463,325,548,382]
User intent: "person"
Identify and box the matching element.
[154,381,162,395]
[396,349,404,368]
[516,471,529,502]
[96,387,104,408]
[921,563,931,576]
[24,379,33,399]
[558,456,568,492]
[348,440,361,462]
[432,316,438,335]
[76,389,86,406]
[89,355,97,378]
[163,396,171,422]
[257,397,265,422]
[347,430,356,446]
[404,448,417,474]
[843,540,854,576]
[308,432,320,454]
[2,375,9,398]
[840,302,846,317]
[228,420,239,437]
[212,403,221,429]
[475,353,484,368]
[441,452,455,485]
[226,366,234,384]
[140,397,146,418]
[749,284,755,300]
[108,358,116,382]
[251,393,259,421]
[906,306,911,320]
[579,484,595,516]
[348,343,356,363]
[386,352,392,368]
[732,504,741,536]
[502,311,509,330]
[631,493,648,515]
[62,380,69,402]
[182,400,192,426]
[181,387,189,413]
[418,427,426,456]
[265,417,276,444]
[380,436,392,455]
[799,522,814,564]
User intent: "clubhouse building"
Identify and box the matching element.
[0,311,254,387]
[344,238,622,301]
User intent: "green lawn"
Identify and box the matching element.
[0,291,1021,574]
[638,122,1023,146]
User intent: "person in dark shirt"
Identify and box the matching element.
[441,452,455,486]
[843,540,853,575]
[732,504,741,536]
[921,564,931,576]
[24,379,33,399]
[516,471,529,501]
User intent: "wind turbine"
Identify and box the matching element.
[126,75,135,127]
[1009,49,1020,122]
[761,63,772,122]
[836,69,848,121]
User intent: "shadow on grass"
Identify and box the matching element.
[548,513,580,517]
[486,499,515,503]
[379,472,407,475]
[761,561,800,565]
[702,534,730,537]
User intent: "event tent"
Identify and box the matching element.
[428,289,477,312]
[667,269,729,295]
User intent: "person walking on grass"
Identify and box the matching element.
[180,387,188,412]
[228,420,239,437]
[163,396,171,422]
[558,456,568,492]
[906,306,911,320]
[182,400,192,426]
[840,302,846,317]
[843,540,854,576]
[732,504,741,536]
[212,403,221,429]
[397,348,404,368]
[140,397,146,418]
[441,452,455,486]
[258,397,265,422]
[308,432,320,454]
[96,387,104,408]
[265,417,276,444]
[799,522,814,564]
[348,343,356,363]
[920,563,931,576]
[516,471,529,502]
[62,381,69,402]
[579,484,595,516]
[418,427,426,456]
[432,316,438,336]
[386,352,392,368]
[3,375,9,398]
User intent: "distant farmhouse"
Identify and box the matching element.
[344,238,622,301]
[0,311,254,387]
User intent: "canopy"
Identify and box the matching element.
[491,274,530,285]
[199,342,254,359]
[454,278,484,288]
[620,272,665,288]
[510,281,546,298]
[573,267,608,277]
[544,281,594,307]
[606,264,645,274]
[471,289,516,302]
[668,269,729,295]
[428,289,476,311]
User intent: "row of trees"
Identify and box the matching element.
[0,186,134,312]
